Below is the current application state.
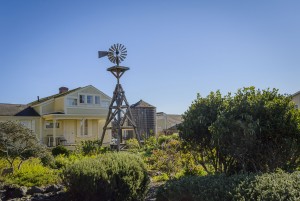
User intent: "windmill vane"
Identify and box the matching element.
[98,43,127,66]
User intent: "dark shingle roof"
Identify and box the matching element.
[0,104,40,116]
[131,100,156,108]
[29,87,81,106]
[292,91,300,97]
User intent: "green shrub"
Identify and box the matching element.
[156,174,244,201]
[157,134,178,145]
[63,152,150,201]
[126,138,140,152]
[146,139,183,179]
[54,153,88,169]
[52,145,70,157]
[40,151,56,168]
[233,170,300,201]
[79,140,109,155]
[152,173,169,182]
[144,136,158,150]
[81,140,99,155]
[1,158,60,187]
[156,171,300,201]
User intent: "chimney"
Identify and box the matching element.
[59,87,69,94]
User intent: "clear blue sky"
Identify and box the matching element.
[1,0,300,114]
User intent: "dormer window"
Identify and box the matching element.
[95,96,100,104]
[79,95,86,104]
[87,95,93,104]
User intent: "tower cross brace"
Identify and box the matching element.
[99,66,141,151]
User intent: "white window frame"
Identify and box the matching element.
[80,119,89,136]
[95,96,101,105]
[87,95,93,104]
[79,94,86,104]
[45,121,60,129]
[67,98,78,106]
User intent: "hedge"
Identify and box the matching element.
[63,152,149,201]
[156,170,300,201]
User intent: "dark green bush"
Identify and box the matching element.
[157,171,300,201]
[63,152,150,201]
[40,151,56,168]
[80,140,99,155]
[51,145,70,157]
[233,170,300,201]
[156,174,245,201]
[80,140,109,155]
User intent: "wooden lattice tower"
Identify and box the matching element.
[98,44,141,151]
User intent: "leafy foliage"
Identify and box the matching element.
[51,145,70,157]
[54,152,89,169]
[80,140,109,155]
[0,121,47,171]
[144,134,207,180]
[179,87,300,174]
[0,158,60,187]
[125,138,140,152]
[156,171,300,201]
[63,152,150,201]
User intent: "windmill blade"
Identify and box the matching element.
[98,51,108,58]
[109,47,114,52]
[120,55,126,60]
[113,44,117,51]
[101,43,128,65]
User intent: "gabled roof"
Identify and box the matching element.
[0,104,40,116]
[29,85,111,106]
[131,100,156,108]
[29,87,82,106]
[292,91,300,97]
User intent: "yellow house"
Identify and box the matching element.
[0,85,112,147]
[292,91,300,109]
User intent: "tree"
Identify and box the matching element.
[179,91,225,174]
[0,121,46,171]
[179,87,300,174]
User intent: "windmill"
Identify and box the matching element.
[98,44,141,151]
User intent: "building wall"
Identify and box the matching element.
[156,113,182,134]
[292,94,300,109]
[54,97,65,113]
[66,108,108,115]
[41,102,55,115]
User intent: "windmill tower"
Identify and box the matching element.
[98,44,141,151]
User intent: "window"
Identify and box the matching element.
[45,122,60,129]
[67,98,77,106]
[20,120,34,131]
[79,95,86,104]
[295,105,299,109]
[95,96,100,104]
[80,119,88,135]
[87,95,93,104]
